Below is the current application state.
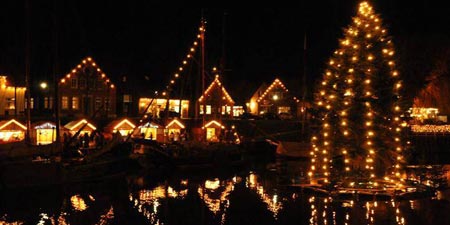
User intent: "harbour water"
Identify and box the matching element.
[1,159,449,225]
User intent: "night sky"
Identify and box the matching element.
[1,1,449,102]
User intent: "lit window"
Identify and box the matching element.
[72,97,79,110]
[233,106,244,117]
[44,97,49,109]
[200,105,212,114]
[6,98,15,110]
[221,106,232,115]
[24,98,34,109]
[278,106,290,114]
[62,96,69,109]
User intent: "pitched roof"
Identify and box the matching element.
[198,75,234,104]
[202,120,224,129]
[0,119,27,131]
[166,119,185,129]
[104,118,136,132]
[256,78,300,103]
[64,119,97,131]
[59,56,115,89]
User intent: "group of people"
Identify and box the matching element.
[168,131,187,142]
[63,130,106,150]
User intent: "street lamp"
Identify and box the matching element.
[39,81,51,111]
[40,81,48,90]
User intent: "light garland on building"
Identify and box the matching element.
[256,78,300,103]
[0,119,27,130]
[113,119,136,131]
[202,120,225,129]
[198,75,234,104]
[60,57,115,89]
[66,119,96,131]
[166,119,185,129]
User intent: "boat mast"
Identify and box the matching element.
[24,0,31,143]
[201,18,206,126]
[220,11,227,120]
[301,32,307,136]
[53,0,61,144]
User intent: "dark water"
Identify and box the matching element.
[1,160,450,225]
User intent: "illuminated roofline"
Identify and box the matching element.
[113,119,136,130]
[0,119,27,130]
[166,119,185,129]
[202,120,225,129]
[68,119,96,131]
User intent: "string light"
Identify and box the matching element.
[198,75,234,104]
[162,21,205,94]
[60,56,113,88]
[309,1,406,186]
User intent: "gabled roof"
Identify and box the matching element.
[166,119,185,129]
[104,118,136,132]
[202,120,224,129]
[256,78,300,103]
[257,78,289,102]
[64,119,97,131]
[0,119,27,131]
[59,56,115,89]
[198,75,234,104]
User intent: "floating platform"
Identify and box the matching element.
[286,183,436,201]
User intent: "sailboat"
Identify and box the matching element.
[131,17,245,171]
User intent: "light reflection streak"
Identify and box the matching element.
[395,203,405,225]
[247,173,282,217]
[309,197,317,225]
[130,184,188,224]
[198,179,234,215]
[37,213,49,225]
[0,218,24,225]
[95,206,114,225]
[71,195,88,211]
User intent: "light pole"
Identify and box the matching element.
[40,81,48,111]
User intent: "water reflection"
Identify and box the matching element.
[0,179,120,225]
[1,160,449,225]
[129,161,450,225]
[247,172,282,217]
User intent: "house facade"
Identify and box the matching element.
[0,76,26,118]
[58,57,116,119]
[197,75,235,120]
[248,78,301,117]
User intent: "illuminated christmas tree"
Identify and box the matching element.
[309,2,405,186]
